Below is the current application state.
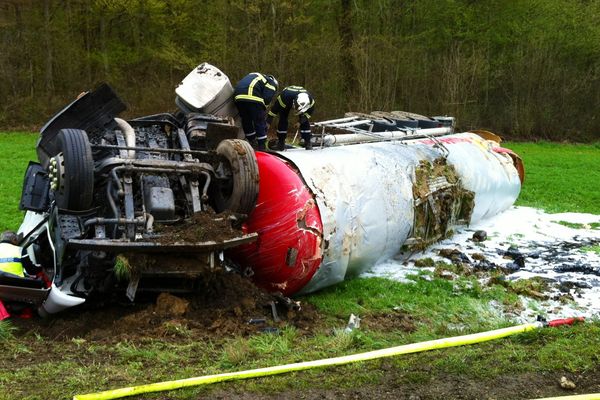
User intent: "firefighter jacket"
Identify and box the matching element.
[234,73,277,107]
[267,86,315,124]
[0,242,24,277]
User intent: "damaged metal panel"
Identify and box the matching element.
[228,152,324,295]
[415,133,522,223]
[408,157,475,250]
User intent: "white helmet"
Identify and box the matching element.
[294,92,311,114]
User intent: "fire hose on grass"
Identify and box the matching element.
[73,317,586,400]
[532,394,600,400]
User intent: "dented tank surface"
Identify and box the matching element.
[230,132,522,296]
[230,152,324,295]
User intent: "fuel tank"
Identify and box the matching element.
[229,132,523,296]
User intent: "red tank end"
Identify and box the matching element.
[228,152,323,295]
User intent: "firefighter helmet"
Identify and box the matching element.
[294,92,311,114]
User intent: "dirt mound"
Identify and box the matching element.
[12,270,322,342]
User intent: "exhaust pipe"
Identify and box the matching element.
[114,118,136,159]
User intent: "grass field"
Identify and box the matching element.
[0,132,37,232]
[0,133,599,399]
[508,142,600,214]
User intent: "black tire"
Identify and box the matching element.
[52,129,94,210]
[213,139,259,215]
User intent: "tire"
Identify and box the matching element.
[52,129,94,210]
[213,139,259,215]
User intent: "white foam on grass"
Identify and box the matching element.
[362,206,600,321]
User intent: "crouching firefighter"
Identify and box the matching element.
[267,86,315,150]
[0,231,24,278]
[233,72,278,150]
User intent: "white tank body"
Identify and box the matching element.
[278,132,522,293]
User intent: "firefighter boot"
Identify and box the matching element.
[302,133,313,150]
[257,138,267,151]
[277,133,286,151]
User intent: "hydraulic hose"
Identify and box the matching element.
[74,320,569,400]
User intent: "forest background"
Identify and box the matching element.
[1,0,600,142]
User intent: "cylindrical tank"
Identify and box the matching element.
[230,132,522,296]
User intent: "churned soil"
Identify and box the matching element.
[156,210,242,243]
[11,270,322,342]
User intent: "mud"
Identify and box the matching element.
[156,209,242,243]
[11,270,322,342]
[124,253,212,274]
[361,310,417,333]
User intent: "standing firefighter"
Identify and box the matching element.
[233,72,278,150]
[0,231,24,277]
[267,86,315,150]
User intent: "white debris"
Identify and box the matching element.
[362,206,600,321]
[560,376,577,390]
[344,313,361,333]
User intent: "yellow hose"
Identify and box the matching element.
[73,322,541,400]
[531,395,600,400]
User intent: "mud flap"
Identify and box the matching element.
[126,274,140,302]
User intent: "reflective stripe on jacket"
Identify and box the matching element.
[0,242,24,277]
[234,73,277,106]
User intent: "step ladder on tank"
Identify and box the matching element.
[311,111,455,147]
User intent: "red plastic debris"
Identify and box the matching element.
[547,317,585,327]
[0,300,9,321]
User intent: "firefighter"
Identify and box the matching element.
[267,86,315,150]
[0,231,24,277]
[233,72,278,150]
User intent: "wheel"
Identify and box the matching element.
[213,139,259,215]
[49,129,94,210]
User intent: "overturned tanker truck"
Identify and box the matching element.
[0,63,524,315]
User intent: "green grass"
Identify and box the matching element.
[507,141,600,214]
[308,276,511,333]
[0,320,17,339]
[2,317,598,399]
[554,220,600,230]
[0,134,599,399]
[0,132,37,232]
[580,245,600,254]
